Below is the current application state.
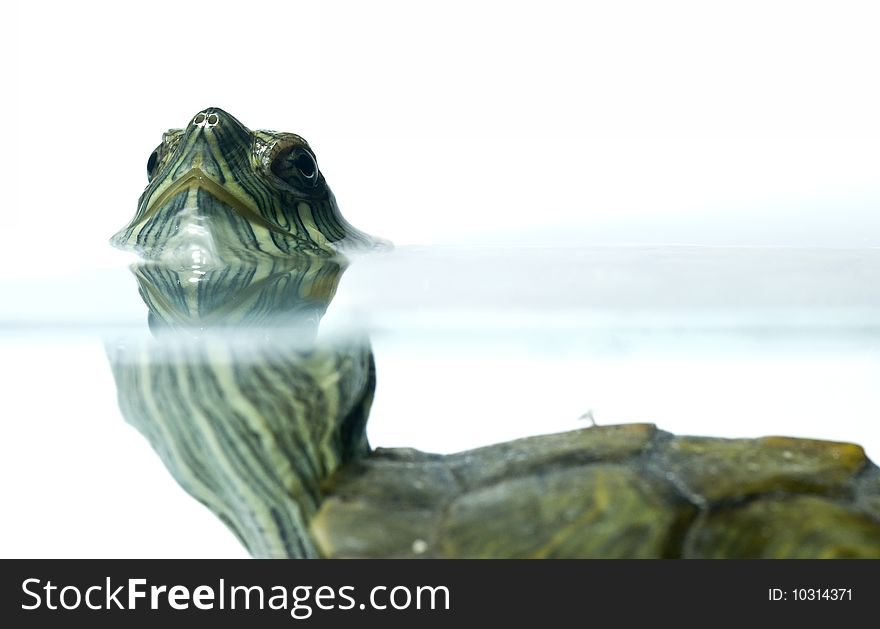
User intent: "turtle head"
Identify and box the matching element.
[111,107,380,263]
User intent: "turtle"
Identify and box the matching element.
[107,108,880,559]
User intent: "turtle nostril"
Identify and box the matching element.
[193,112,207,125]
[206,113,219,126]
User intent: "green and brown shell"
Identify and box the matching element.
[314,423,880,558]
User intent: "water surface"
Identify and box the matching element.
[3,245,879,557]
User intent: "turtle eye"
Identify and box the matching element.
[146,148,160,182]
[271,147,319,188]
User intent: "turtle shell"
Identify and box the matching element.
[311,424,880,558]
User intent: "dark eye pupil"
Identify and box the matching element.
[146,151,159,180]
[271,148,319,187]
[293,152,316,178]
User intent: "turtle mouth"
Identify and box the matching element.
[138,167,285,236]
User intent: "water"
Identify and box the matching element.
[3,245,880,557]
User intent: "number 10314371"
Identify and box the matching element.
[769,589,852,601]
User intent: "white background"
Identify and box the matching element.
[5,1,880,557]
[7,0,880,272]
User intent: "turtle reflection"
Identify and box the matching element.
[107,256,373,558]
